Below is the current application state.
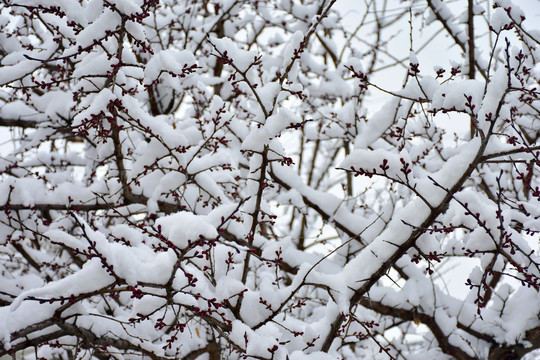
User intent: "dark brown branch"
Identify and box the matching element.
[3,193,184,214]
[481,145,540,161]
[321,113,499,353]
[241,146,270,284]
[0,117,39,128]
[468,0,476,138]
[358,298,476,360]
[0,117,73,134]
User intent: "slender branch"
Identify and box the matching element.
[321,108,500,353]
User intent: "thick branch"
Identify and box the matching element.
[3,193,184,214]
[321,128,496,352]
[358,298,476,360]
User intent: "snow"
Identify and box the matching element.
[434,309,457,337]
[478,66,509,130]
[107,0,143,14]
[256,82,281,114]
[0,101,37,121]
[72,88,116,127]
[432,79,484,113]
[501,287,540,343]
[342,198,431,285]
[345,57,364,74]
[151,171,186,200]
[0,302,59,350]
[399,76,440,101]
[354,97,402,149]
[409,51,419,67]
[144,49,197,84]
[425,138,481,201]
[210,36,259,72]
[10,258,113,311]
[0,53,52,85]
[340,148,416,184]
[72,52,111,79]
[73,9,121,51]
[277,188,305,208]
[84,0,104,23]
[464,228,496,252]
[490,8,513,33]
[239,290,272,327]
[493,0,526,23]
[282,31,305,68]
[32,91,74,119]
[132,295,167,316]
[155,212,218,249]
